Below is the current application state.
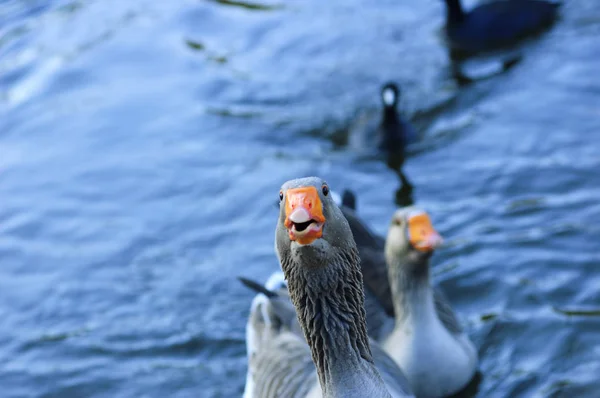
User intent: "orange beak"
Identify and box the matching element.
[284,187,326,245]
[407,212,443,252]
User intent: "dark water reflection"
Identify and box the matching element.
[1,0,600,397]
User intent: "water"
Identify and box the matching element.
[1,0,600,396]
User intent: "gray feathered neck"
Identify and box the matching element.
[279,244,374,392]
[387,249,432,324]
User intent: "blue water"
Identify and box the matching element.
[1,0,600,396]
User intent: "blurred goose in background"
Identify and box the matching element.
[341,189,357,211]
[240,273,310,398]
[443,0,561,58]
[382,208,478,397]
[267,176,414,397]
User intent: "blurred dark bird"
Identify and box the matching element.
[443,0,561,58]
[341,189,357,211]
[378,83,416,165]
[347,82,416,172]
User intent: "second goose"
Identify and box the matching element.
[382,208,478,397]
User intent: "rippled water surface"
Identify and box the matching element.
[1,0,600,396]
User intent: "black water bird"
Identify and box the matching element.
[378,83,415,167]
[443,0,561,58]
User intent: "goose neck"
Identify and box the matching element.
[386,252,433,326]
[281,246,390,397]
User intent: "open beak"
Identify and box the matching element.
[284,187,326,245]
[407,212,443,252]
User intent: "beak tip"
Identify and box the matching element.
[289,207,311,224]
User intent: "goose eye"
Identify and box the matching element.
[322,185,329,196]
[393,218,402,226]
[279,191,283,201]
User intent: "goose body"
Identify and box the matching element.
[340,205,478,397]
[242,273,314,398]
[270,177,414,398]
[383,288,477,398]
[444,0,561,57]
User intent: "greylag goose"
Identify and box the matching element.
[241,273,310,398]
[363,207,479,397]
[243,176,413,398]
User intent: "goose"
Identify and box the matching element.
[382,208,478,397]
[443,0,561,57]
[240,273,309,398]
[246,176,413,397]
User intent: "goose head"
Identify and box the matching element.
[385,208,443,272]
[275,176,355,270]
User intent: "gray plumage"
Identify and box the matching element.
[432,287,463,335]
[384,208,478,397]
[340,205,464,339]
[339,206,395,340]
[242,272,414,398]
[242,273,315,398]
[270,176,414,398]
